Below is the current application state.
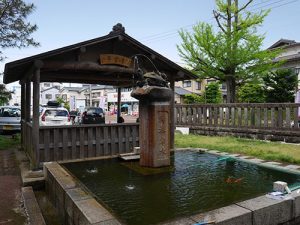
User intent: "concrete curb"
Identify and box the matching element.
[22,186,46,225]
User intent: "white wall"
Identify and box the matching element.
[41,88,60,105]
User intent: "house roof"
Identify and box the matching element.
[268,39,299,49]
[60,87,87,92]
[174,86,193,96]
[4,24,197,86]
[41,86,60,93]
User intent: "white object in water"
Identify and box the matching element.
[273,181,288,193]
[86,168,98,174]
[125,185,135,190]
[176,127,189,135]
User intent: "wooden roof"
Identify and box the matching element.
[4,24,197,86]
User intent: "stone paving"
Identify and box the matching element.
[0,149,27,225]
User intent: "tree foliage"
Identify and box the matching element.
[56,96,70,111]
[204,82,222,103]
[0,84,12,105]
[183,93,204,104]
[177,0,281,103]
[263,69,298,103]
[0,0,39,61]
[237,83,265,103]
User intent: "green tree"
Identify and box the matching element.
[0,84,12,105]
[0,0,39,61]
[263,69,298,103]
[183,93,204,104]
[56,96,70,111]
[204,82,222,103]
[177,0,281,103]
[237,83,265,103]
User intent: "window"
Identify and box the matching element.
[183,80,191,88]
[44,83,51,87]
[221,83,227,90]
[196,82,201,90]
[0,107,21,117]
[45,94,52,99]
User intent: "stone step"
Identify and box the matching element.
[119,153,140,161]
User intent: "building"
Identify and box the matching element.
[107,87,139,115]
[59,86,87,111]
[8,85,21,106]
[175,79,227,102]
[174,86,192,104]
[268,39,300,90]
[40,86,60,105]
[175,80,203,95]
[82,85,114,110]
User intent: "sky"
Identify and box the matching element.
[1,0,300,86]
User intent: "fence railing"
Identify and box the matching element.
[175,103,300,130]
[22,122,139,165]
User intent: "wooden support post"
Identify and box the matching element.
[32,68,41,168]
[117,87,121,123]
[25,79,31,123]
[20,82,25,149]
[170,79,175,150]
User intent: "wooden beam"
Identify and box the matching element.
[42,61,135,74]
[25,60,44,81]
[41,72,131,82]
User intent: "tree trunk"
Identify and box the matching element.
[226,76,236,103]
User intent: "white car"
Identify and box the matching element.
[0,106,21,133]
[40,107,71,126]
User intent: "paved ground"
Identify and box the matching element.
[105,114,139,123]
[0,148,27,225]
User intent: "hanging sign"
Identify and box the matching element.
[100,54,132,67]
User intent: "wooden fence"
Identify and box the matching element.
[175,103,300,142]
[22,122,139,166]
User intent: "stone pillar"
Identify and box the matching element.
[132,86,172,167]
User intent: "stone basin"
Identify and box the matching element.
[131,85,173,102]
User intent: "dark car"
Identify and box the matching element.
[81,107,105,124]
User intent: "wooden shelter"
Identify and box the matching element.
[4,24,196,167]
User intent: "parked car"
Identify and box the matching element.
[81,107,105,124]
[40,106,71,126]
[0,106,21,133]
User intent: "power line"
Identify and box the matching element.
[139,23,196,41]
[249,0,299,11]
[247,0,282,9]
[142,0,299,44]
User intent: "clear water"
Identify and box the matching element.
[63,151,300,225]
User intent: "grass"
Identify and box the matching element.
[0,134,20,150]
[175,133,300,164]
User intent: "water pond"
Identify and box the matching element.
[63,151,300,225]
